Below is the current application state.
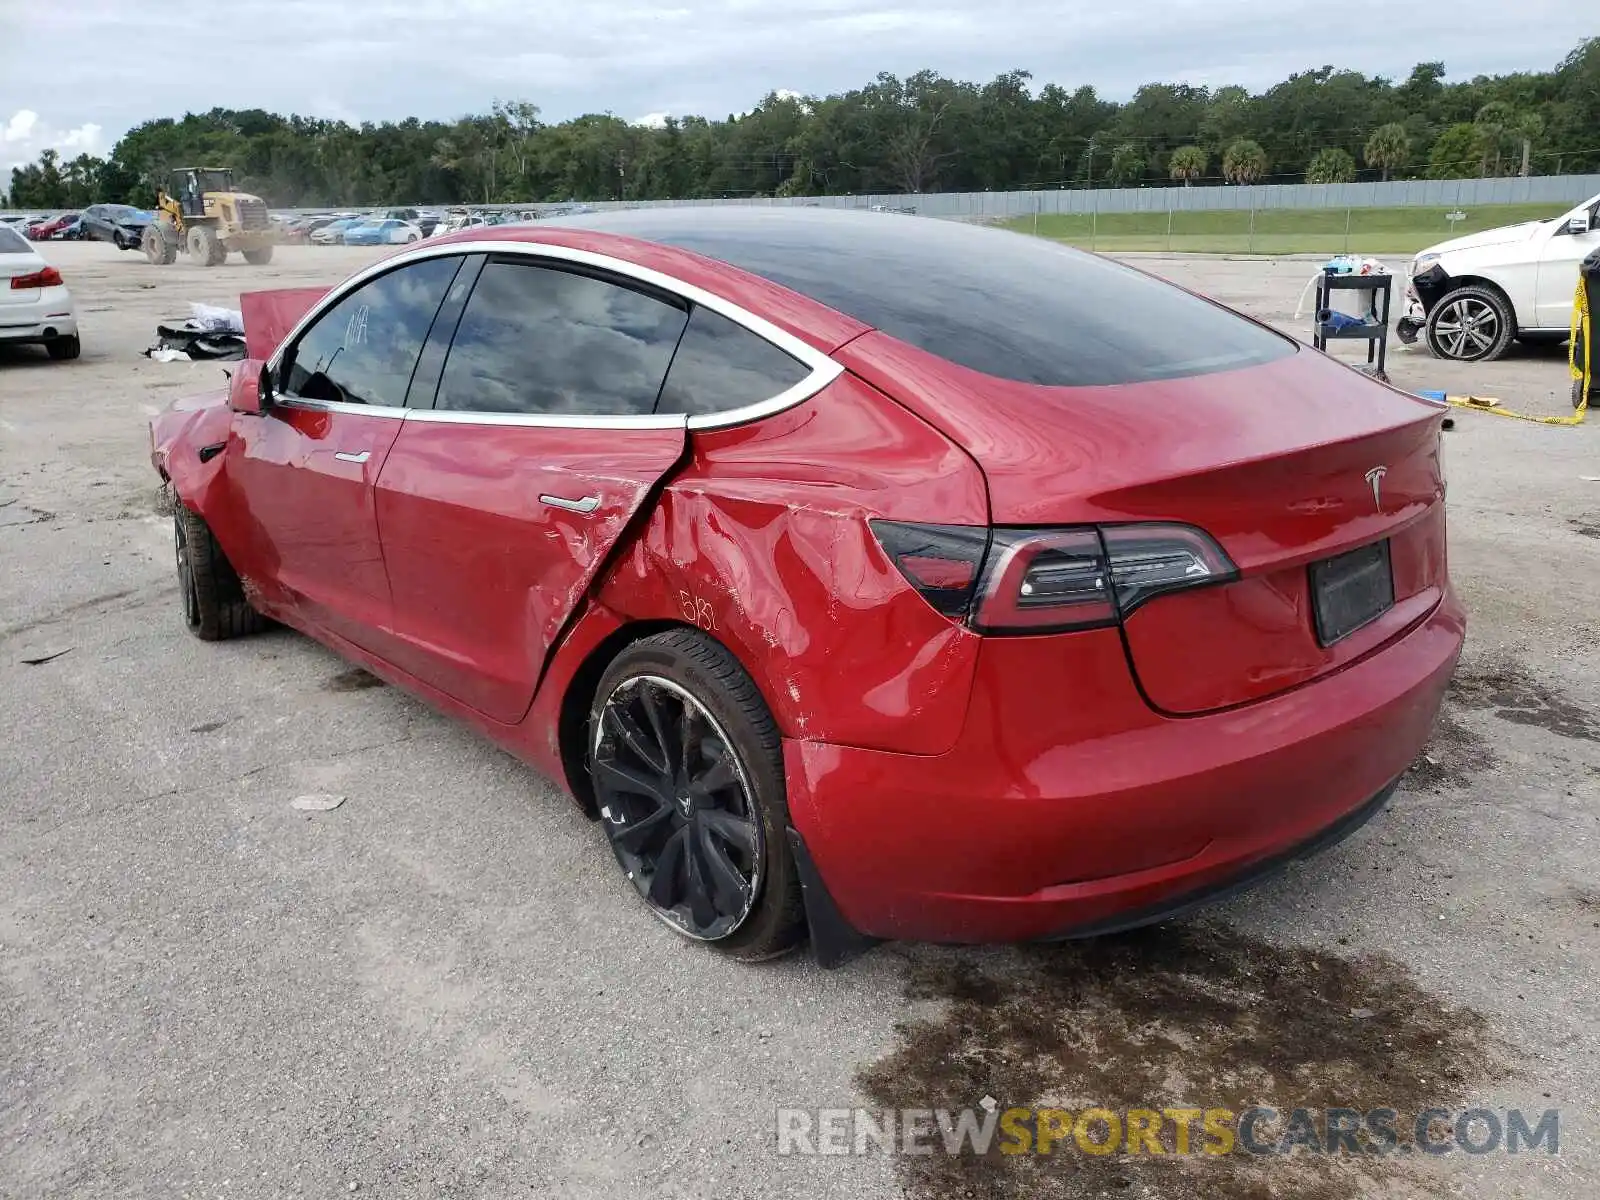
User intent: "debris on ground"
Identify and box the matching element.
[19,648,72,666]
[290,793,347,813]
[188,303,244,332]
[143,303,247,361]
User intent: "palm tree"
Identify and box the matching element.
[1474,102,1516,176]
[1169,145,1207,186]
[1363,123,1410,181]
[1222,139,1267,185]
[1513,111,1544,177]
[1306,147,1356,184]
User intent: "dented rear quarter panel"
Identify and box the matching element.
[595,375,991,756]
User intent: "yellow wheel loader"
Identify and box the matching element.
[142,167,277,267]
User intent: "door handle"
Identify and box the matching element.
[539,493,600,514]
[333,450,371,464]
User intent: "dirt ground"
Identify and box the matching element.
[2,239,1597,1200]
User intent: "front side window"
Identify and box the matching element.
[656,306,811,416]
[282,256,462,408]
[436,259,688,416]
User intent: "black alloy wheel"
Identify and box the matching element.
[592,674,763,941]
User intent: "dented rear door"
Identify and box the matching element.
[373,254,690,723]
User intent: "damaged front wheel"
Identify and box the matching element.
[173,503,268,640]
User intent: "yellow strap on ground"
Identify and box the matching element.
[1445,395,1586,426]
[1447,277,1590,426]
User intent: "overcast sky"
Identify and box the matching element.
[2,2,1593,179]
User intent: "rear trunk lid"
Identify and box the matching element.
[838,335,1449,714]
[240,287,330,359]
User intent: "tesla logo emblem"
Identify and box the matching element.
[1365,466,1388,510]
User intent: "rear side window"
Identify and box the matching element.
[550,212,1296,387]
[0,226,29,253]
[683,232,1290,387]
[436,259,688,416]
[282,255,462,408]
[657,307,810,416]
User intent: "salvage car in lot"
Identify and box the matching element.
[1405,190,1600,361]
[0,223,80,359]
[148,210,1461,963]
[309,218,364,246]
[25,212,81,241]
[342,218,424,246]
[81,203,152,250]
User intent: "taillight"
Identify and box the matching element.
[872,520,1236,634]
[869,521,991,618]
[11,267,63,289]
[1099,526,1236,612]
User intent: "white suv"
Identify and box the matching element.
[1401,191,1600,362]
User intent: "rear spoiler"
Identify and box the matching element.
[239,287,330,360]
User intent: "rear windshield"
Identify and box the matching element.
[548,210,1295,387]
[0,226,30,253]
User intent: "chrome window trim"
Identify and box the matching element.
[408,408,687,431]
[273,395,407,420]
[265,239,842,431]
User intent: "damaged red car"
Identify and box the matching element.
[149,210,1463,965]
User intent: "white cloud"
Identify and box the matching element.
[771,88,814,115]
[633,111,671,129]
[1,109,106,182]
[3,111,39,143]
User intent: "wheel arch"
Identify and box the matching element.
[554,616,747,819]
[1439,274,1519,328]
[547,610,879,966]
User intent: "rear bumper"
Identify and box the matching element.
[784,586,1464,946]
[0,291,77,343]
[1036,776,1398,942]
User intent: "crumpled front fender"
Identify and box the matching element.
[150,388,232,520]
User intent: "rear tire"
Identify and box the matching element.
[173,502,268,640]
[242,246,273,265]
[588,629,806,961]
[1425,285,1515,362]
[187,224,225,266]
[46,334,80,361]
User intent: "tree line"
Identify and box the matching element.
[6,37,1597,211]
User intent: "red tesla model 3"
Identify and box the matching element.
[149,209,1463,964]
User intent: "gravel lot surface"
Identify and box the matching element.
[2,239,1597,1199]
